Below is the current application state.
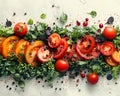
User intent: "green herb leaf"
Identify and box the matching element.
[60,12,68,24]
[40,13,46,19]
[27,18,33,25]
[88,11,97,18]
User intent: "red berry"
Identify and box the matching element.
[83,21,88,27]
[85,18,89,21]
[81,74,85,78]
[99,23,103,28]
[76,21,81,26]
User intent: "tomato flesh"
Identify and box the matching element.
[100,41,115,56]
[37,46,53,62]
[53,39,68,59]
[48,33,61,48]
[106,56,118,67]
[0,37,6,55]
[111,50,120,63]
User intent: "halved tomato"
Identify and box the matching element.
[53,39,68,59]
[0,37,6,55]
[111,50,120,63]
[37,46,53,62]
[105,56,118,67]
[25,41,44,66]
[2,36,19,58]
[100,41,115,56]
[48,33,61,48]
[15,39,29,61]
[76,35,95,54]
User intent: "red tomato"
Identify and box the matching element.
[37,46,53,62]
[103,26,116,40]
[48,33,61,48]
[55,59,69,72]
[87,73,99,84]
[76,35,95,54]
[53,39,68,59]
[100,41,115,56]
[14,22,28,37]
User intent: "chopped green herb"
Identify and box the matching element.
[88,11,97,18]
[59,12,68,24]
[27,18,33,25]
[40,13,46,19]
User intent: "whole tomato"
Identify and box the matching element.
[14,22,28,37]
[87,73,99,84]
[55,59,69,72]
[103,26,116,40]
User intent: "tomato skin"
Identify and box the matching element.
[48,33,61,48]
[14,22,28,37]
[111,50,120,63]
[103,26,116,40]
[53,39,68,59]
[55,59,69,72]
[76,35,95,54]
[37,46,53,62]
[87,73,99,84]
[100,41,115,56]
[105,56,118,67]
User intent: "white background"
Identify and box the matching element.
[0,0,120,96]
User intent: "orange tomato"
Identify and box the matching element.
[0,37,6,55]
[25,40,44,66]
[111,50,120,63]
[15,39,29,61]
[2,36,19,58]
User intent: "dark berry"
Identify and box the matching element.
[76,21,81,26]
[85,18,89,21]
[99,23,103,28]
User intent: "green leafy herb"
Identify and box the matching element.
[27,18,33,25]
[60,12,68,24]
[40,13,46,19]
[88,11,97,18]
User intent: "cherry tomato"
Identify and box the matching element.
[105,56,118,67]
[48,33,61,48]
[37,46,53,62]
[15,39,29,61]
[2,36,19,58]
[55,59,69,72]
[76,35,95,54]
[100,41,115,56]
[103,26,116,40]
[111,50,120,63]
[25,41,44,66]
[87,73,99,84]
[53,39,68,59]
[14,22,28,37]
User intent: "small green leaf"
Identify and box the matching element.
[27,18,33,25]
[40,13,46,19]
[88,11,97,18]
[18,81,25,89]
[60,12,68,24]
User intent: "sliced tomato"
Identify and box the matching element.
[25,41,44,66]
[111,50,120,63]
[48,33,61,48]
[76,35,95,54]
[15,39,29,61]
[76,42,100,60]
[0,37,6,55]
[2,36,19,58]
[53,39,68,59]
[106,56,118,67]
[100,41,115,56]
[37,46,53,62]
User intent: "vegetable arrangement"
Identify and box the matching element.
[0,15,120,88]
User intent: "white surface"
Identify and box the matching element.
[0,0,120,96]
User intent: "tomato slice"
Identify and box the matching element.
[76,35,95,54]
[100,41,115,56]
[106,56,118,67]
[48,33,61,48]
[53,39,68,59]
[15,39,29,61]
[111,50,120,63]
[0,37,6,55]
[25,41,44,66]
[37,46,53,62]
[2,36,19,58]
[76,43,100,60]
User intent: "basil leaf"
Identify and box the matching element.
[60,12,68,24]
[27,18,33,25]
[40,13,46,19]
[88,11,97,18]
